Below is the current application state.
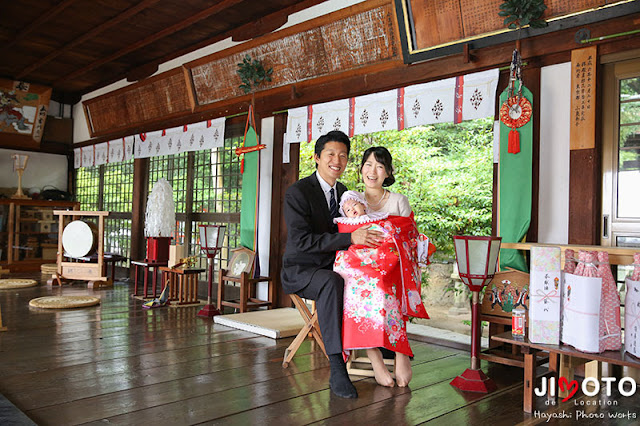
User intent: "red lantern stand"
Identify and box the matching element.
[197,225,226,318]
[450,235,502,393]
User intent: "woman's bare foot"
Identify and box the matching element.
[366,348,394,387]
[395,353,412,387]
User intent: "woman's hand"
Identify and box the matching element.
[351,225,385,247]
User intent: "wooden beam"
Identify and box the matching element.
[55,0,245,85]
[16,0,162,79]
[1,0,80,53]
[79,0,328,96]
[74,13,640,145]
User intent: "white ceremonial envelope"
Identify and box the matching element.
[561,272,602,353]
[529,246,562,344]
[625,278,640,358]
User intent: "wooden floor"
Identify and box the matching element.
[0,273,637,425]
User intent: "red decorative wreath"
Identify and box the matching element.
[499,96,532,129]
[499,96,532,154]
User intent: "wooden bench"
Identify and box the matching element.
[492,332,640,412]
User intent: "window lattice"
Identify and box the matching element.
[148,152,189,213]
[103,160,134,212]
[75,166,100,211]
[192,136,243,214]
[74,127,244,277]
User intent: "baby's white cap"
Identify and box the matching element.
[339,190,368,216]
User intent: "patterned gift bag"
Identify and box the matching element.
[624,253,640,358]
[564,249,577,274]
[561,251,602,353]
[596,251,622,351]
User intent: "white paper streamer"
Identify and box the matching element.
[145,178,176,237]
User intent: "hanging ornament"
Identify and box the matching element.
[500,96,532,154]
[235,105,265,173]
[499,49,531,154]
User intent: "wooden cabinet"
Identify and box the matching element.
[0,199,79,272]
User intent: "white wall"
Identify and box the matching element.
[0,149,68,194]
[72,0,366,143]
[538,62,571,244]
[256,117,274,300]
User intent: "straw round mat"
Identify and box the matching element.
[41,263,58,274]
[0,279,38,290]
[29,296,100,309]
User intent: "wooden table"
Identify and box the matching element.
[492,332,640,413]
[131,259,168,299]
[160,266,205,305]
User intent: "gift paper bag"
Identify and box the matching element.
[561,271,602,353]
[529,246,562,344]
[625,277,640,358]
[596,251,622,351]
[625,253,640,358]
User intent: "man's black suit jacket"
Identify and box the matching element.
[281,172,352,294]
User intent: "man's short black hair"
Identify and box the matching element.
[314,130,351,158]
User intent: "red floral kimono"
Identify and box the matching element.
[334,214,431,357]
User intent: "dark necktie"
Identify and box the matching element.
[329,188,338,218]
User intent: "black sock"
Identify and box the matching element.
[328,354,357,398]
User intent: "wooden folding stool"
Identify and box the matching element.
[282,294,328,367]
[346,350,395,377]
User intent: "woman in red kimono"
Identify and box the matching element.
[334,147,433,388]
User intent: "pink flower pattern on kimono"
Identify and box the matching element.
[336,214,430,357]
[383,291,405,346]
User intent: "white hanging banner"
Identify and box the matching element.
[461,68,500,121]
[134,118,226,159]
[194,117,226,151]
[156,127,183,157]
[404,77,456,128]
[108,140,123,163]
[284,68,500,153]
[285,106,309,144]
[81,145,95,168]
[122,136,135,162]
[310,99,350,141]
[73,148,82,169]
[93,142,109,166]
[135,130,162,159]
[353,89,398,136]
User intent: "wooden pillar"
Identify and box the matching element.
[269,113,300,308]
[523,65,541,244]
[568,149,599,244]
[130,158,149,271]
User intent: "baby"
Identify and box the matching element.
[335,191,388,224]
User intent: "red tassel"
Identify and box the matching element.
[241,158,245,174]
[508,128,520,154]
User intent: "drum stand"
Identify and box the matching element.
[47,211,112,289]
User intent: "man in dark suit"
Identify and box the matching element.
[281,130,383,398]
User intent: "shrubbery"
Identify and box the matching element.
[299,118,494,260]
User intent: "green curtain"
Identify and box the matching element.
[499,83,532,272]
[240,126,260,251]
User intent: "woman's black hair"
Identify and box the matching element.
[360,146,395,187]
